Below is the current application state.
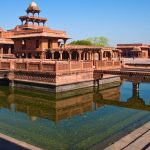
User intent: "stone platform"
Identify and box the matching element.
[105,121,150,150]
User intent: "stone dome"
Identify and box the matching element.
[30,1,37,7]
[27,1,40,13]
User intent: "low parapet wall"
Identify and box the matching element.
[95,60,121,70]
[0,59,93,72]
[0,59,121,92]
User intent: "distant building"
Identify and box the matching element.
[117,43,150,58]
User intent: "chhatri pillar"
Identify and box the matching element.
[0,47,3,54]
[100,51,103,60]
[59,51,63,60]
[78,51,82,61]
[51,51,54,60]
[8,46,11,54]
[69,52,72,60]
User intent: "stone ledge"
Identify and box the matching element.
[0,133,42,150]
[105,122,150,150]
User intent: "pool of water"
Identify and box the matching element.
[0,81,150,150]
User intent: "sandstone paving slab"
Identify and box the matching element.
[126,132,150,150]
[105,122,150,150]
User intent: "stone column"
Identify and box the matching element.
[0,47,3,54]
[69,53,72,60]
[78,52,82,61]
[100,51,103,60]
[51,52,54,60]
[0,47,3,59]
[41,51,46,60]
[91,53,93,60]
[88,52,91,60]
[132,82,139,91]
[93,53,95,61]
[83,53,85,60]
[60,51,63,60]
[8,46,11,54]
[32,53,35,59]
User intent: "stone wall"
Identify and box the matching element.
[95,60,121,70]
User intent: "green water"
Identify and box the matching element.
[0,81,150,150]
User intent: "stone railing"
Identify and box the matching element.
[14,71,56,83]
[95,60,121,70]
[0,59,94,73]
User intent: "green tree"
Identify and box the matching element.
[86,36,109,47]
[69,40,93,46]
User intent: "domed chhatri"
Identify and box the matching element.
[30,1,37,7]
[26,1,40,14]
[19,1,47,27]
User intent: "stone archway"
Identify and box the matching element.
[46,51,52,59]
[71,51,79,60]
[103,51,111,60]
[94,52,100,60]
[62,51,69,60]
[35,52,40,59]
[54,51,60,60]
[27,53,32,59]
[21,53,26,58]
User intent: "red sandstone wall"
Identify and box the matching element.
[0,59,120,85]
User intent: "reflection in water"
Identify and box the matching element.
[0,81,149,150]
[0,82,126,122]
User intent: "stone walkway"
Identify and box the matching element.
[105,122,150,150]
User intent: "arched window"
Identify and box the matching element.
[22,39,26,49]
[71,51,79,60]
[46,51,52,59]
[35,52,40,59]
[54,52,60,59]
[62,51,69,60]
[28,53,32,59]
[36,40,40,48]
[48,39,51,48]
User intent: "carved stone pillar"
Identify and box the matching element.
[8,47,11,54]
[78,52,82,61]
[100,51,103,60]
[83,53,85,60]
[32,53,35,59]
[41,51,46,59]
[60,51,63,60]
[51,52,54,60]
[91,53,93,60]
[0,47,3,55]
[69,53,72,60]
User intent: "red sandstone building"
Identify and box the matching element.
[0,1,121,92]
[0,1,120,61]
[117,43,150,58]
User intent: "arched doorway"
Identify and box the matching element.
[28,53,32,59]
[71,51,79,60]
[46,51,52,59]
[35,52,40,59]
[62,51,69,60]
[103,51,111,60]
[54,51,60,59]
[21,53,26,58]
[94,52,100,60]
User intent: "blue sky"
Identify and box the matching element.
[0,0,150,46]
